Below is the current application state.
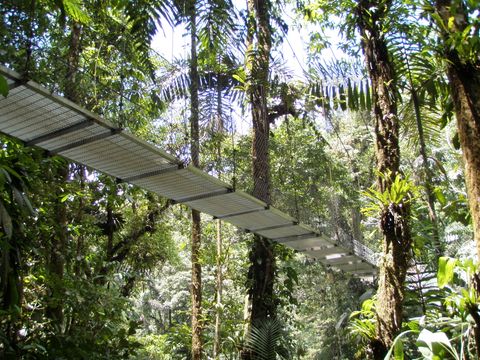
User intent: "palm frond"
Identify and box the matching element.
[124,0,177,77]
[157,56,243,106]
[305,58,371,113]
[245,318,291,360]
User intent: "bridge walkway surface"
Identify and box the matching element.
[0,65,378,276]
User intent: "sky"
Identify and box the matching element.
[150,2,311,79]
[149,3,347,134]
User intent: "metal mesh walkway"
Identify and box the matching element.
[0,65,377,276]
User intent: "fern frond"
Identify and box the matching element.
[245,318,291,360]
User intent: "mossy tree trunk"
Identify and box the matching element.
[356,1,412,357]
[435,0,480,261]
[189,1,202,359]
[242,0,275,359]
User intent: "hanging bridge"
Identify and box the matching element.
[0,65,378,276]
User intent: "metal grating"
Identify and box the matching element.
[59,134,174,180]
[281,236,331,251]
[132,167,228,202]
[337,262,375,272]
[321,255,361,266]
[0,65,377,275]
[226,208,293,232]
[185,191,265,218]
[257,224,311,240]
[304,246,349,259]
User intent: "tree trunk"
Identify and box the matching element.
[46,163,68,330]
[403,41,442,258]
[435,0,480,260]
[65,21,82,103]
[213,219,222,359]
[243,0,275,358]
[191,209,202,360]
[189,2,202,359]
[0,226,24,354]
[411,85,442,258]
[213,67,224,360]
[46,19,82,332]
[356,1,412,357]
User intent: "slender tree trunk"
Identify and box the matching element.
[74,166,87,278]
[106,196,115,258]
[411,85,442,257]
[243,1,275,359]
[191,209,202,360]
[65,21,82,103]
[435,0,480,261]
[213,67,224,360]
[434,3,480,356]
[46,164,68,329]
[213,219,223,359]
[356,1,412,357]
[1,223,24,354]
[46,19,82,332]
[189,2,202,359]
[403,43,442,257]
[351,206,363,242]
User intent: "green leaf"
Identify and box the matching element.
[384,330,415,360]
[62,0,91,24]
[434,187,446,206]
[347,79,354,109]
[366,84,372,110]
[359,81,366,110]
[437,256,457,288]
[0,200,12,238]
[232,73,245,84]
[416,329,459,360]
[452,132,460,150]
[393,338,404,360]
[0,75,8,97]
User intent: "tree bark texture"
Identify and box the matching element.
[213,220,222,359]
[356,1,412,357]
[213,83,223,359]
[243,1,275,359]
[46,163,68,330]
[191,209,202,360]
[250,0,271,205]
[189,2,202,359]
[435,0,480,260]
[45,19,82,331]
[65,21,82,103]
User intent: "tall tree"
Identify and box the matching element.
[242,0,275,358]
[213,70,225,360]
[188,0,203,358]
[432,0,480,260]
[355,0,412,357]
[45,16,83,332]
